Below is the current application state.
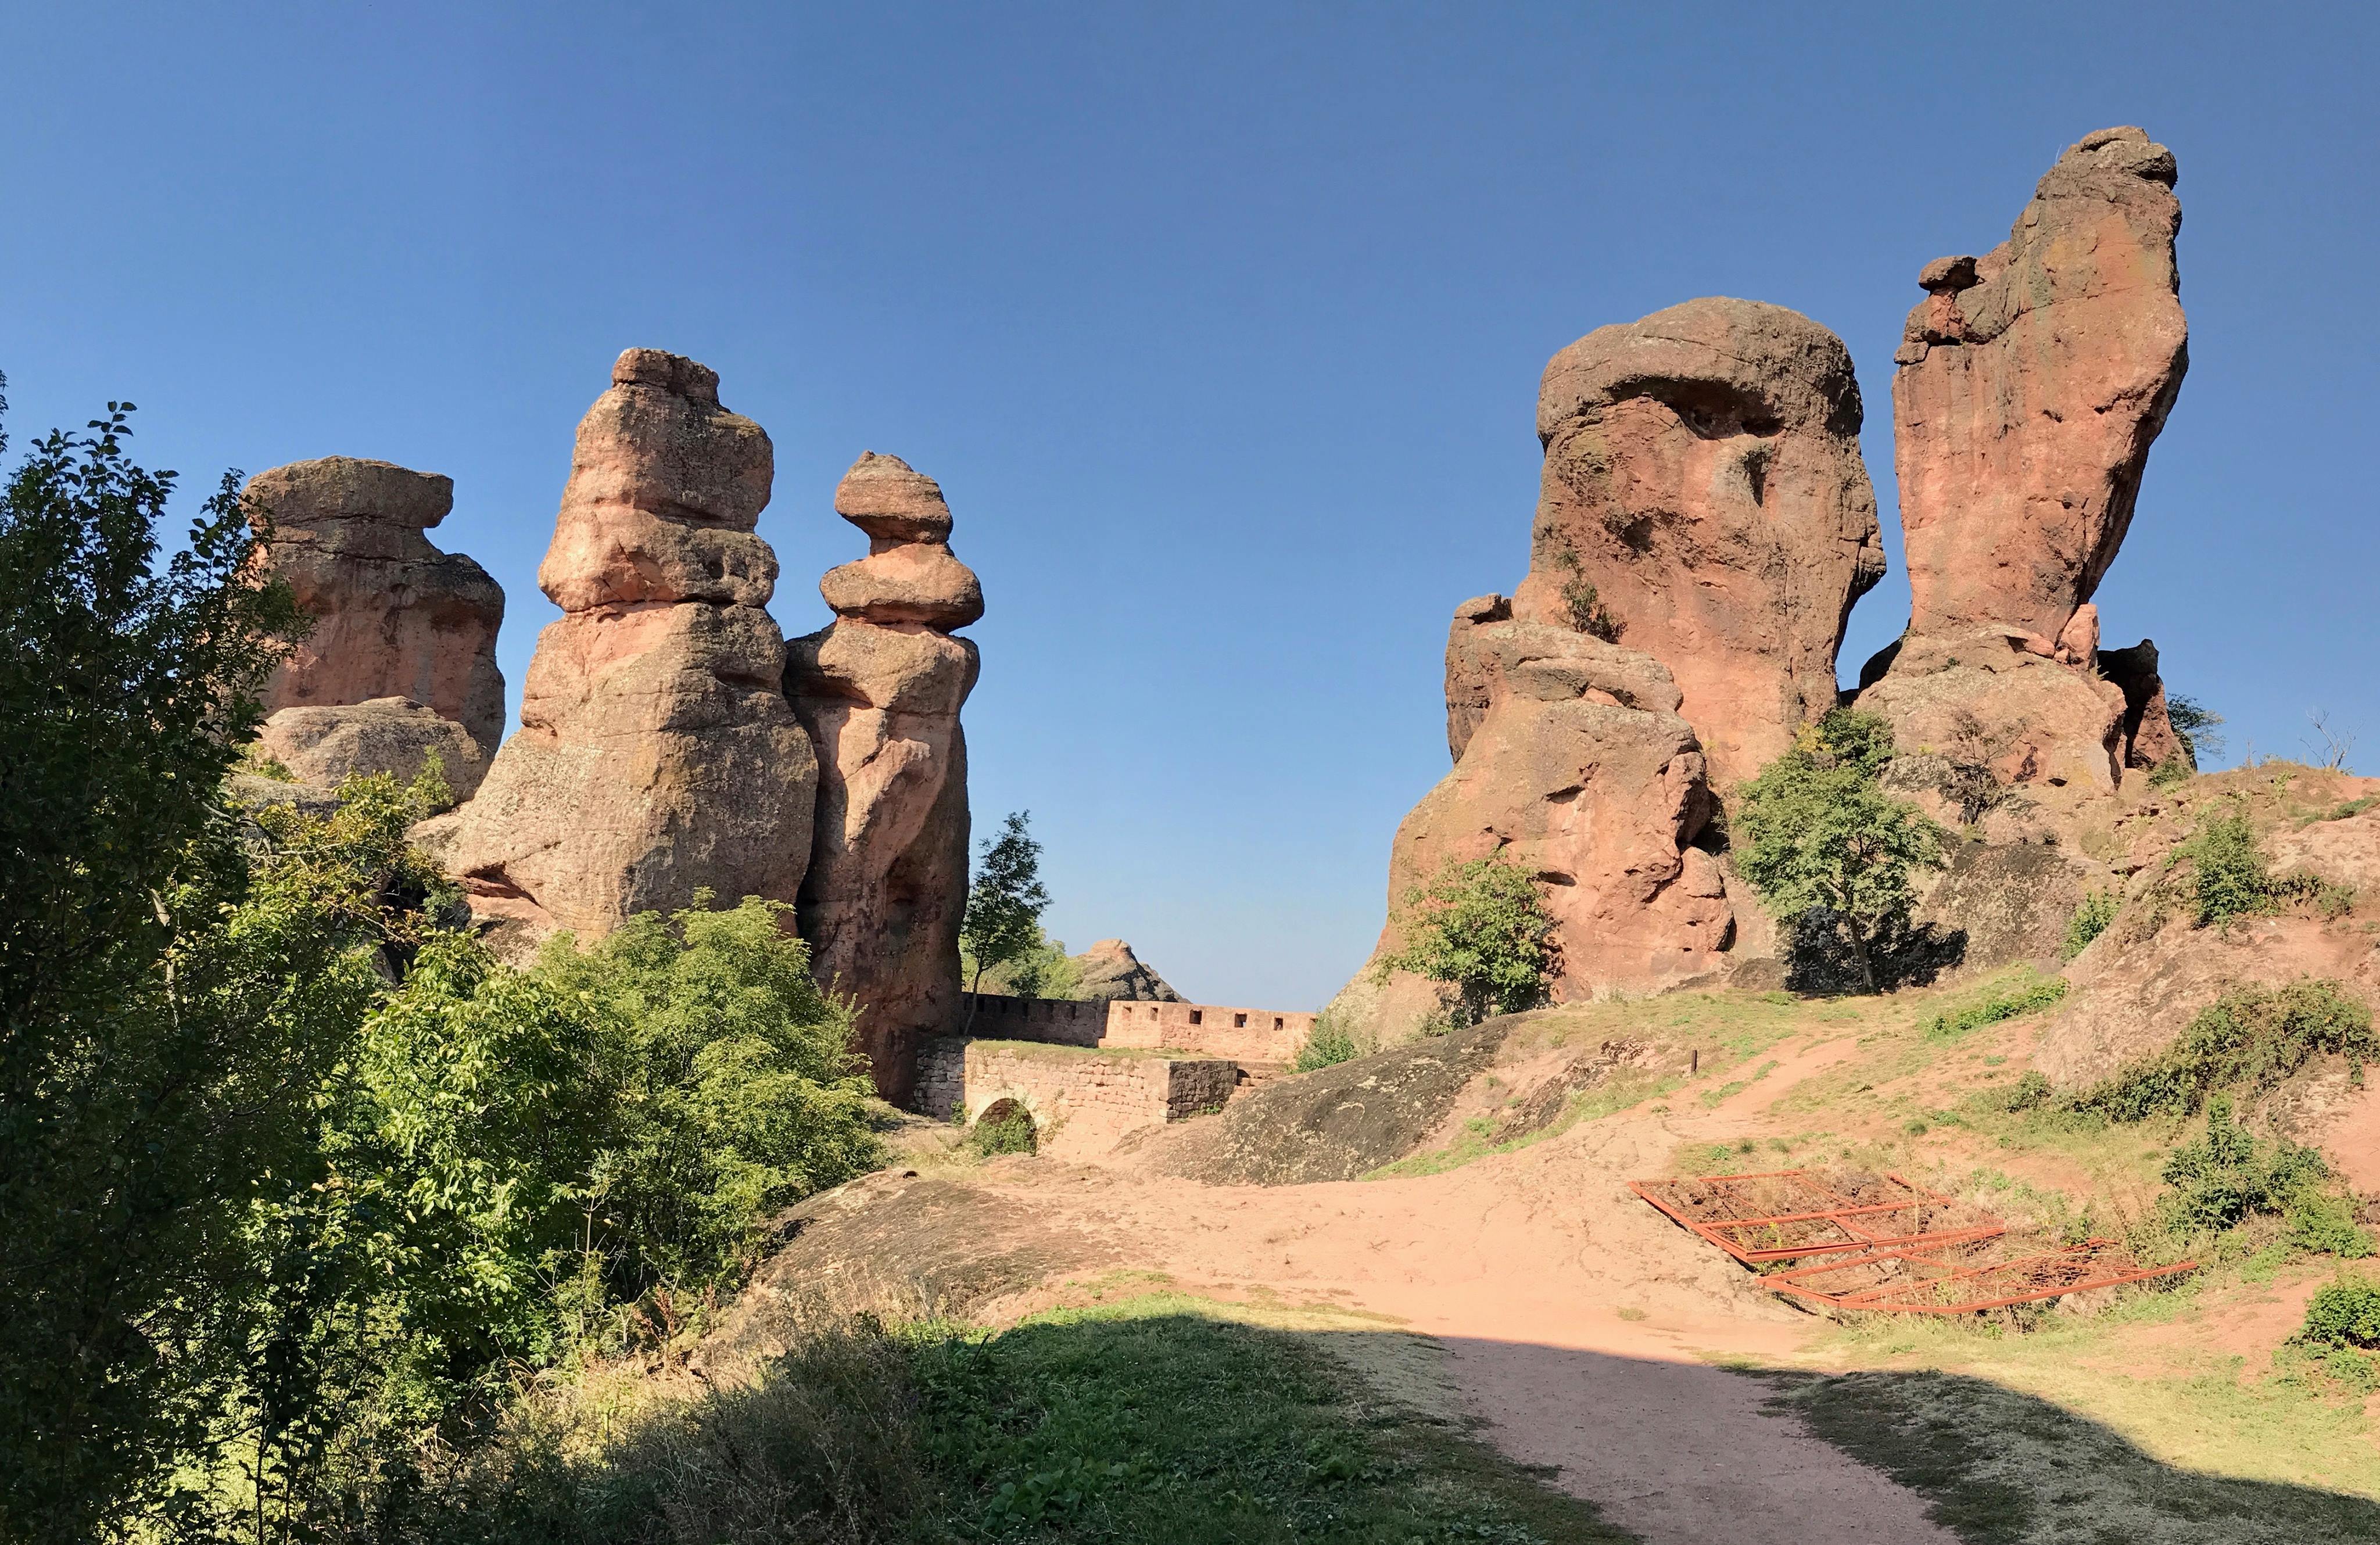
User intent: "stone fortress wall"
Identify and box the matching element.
[912,1038,1238,1157]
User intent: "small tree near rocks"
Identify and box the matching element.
[1734,710,1949,994]
[960,811,1049,1029]
[1381,849,1557,1026]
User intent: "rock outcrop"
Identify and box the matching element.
[1510,298,1884,786]
[1857,128,2189,851]
[245,456,506,759]
[788,453,980,1105]
[414,350,816,950]
[256,697,488,803]
[1890,127,2187,648]
[1071,938,1181,1003]
[1335,614,1733,1040]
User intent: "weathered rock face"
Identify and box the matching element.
[1510,297,1884,787]
[414,350,816,951]
[788,452,980,1105]
[1335,619,1734,1041]
[1071,938,1181,1003]
[257,697,488,803]
[1892,127,2187,648]
[245,457,506,757]
[2098,639,2188,771]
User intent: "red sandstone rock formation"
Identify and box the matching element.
[245,456,505,760]
[256,697,488,804]
[2098,639,2188,770]
[415,350,816,948]
[1510,297,1884,786]
[1858,128,2189,829]
[1892,126,2187,648]
[1071,939,1181,1003]
[1334,615,1733,1040]
[788,452,980,1104]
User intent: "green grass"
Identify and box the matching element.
[406,1294,1629,1543]
[1920,971,2068,1042]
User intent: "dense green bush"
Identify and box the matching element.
[1922,974,2068,1042]
[1380,850,1556,1025]
[1294,1011,1362,1071]
[2063,891,2120,959]
[2080,979,2376,1121]
[2154,1096,2368,1256]
[2302,1279,2380,1349]
[1734,710,1948,994]
[2181,804,2275,928]
[965,1105,1040,1158]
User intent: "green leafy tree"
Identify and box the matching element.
[2181,802,2275,929]
[1734,709,1948,994]
[0,391,317,1533]
[1381,851,1557,1026]
[535,898,883,1291]
[2167,693,2225,765]
[960,812,1050,1026]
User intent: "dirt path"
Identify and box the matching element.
[971,1091,1963,1543]
[1448,1338,1956,1545]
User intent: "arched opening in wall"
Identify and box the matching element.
[968,1097,1037,1157]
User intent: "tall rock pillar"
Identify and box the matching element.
[415,349,816,951]
[789,453,982,1105]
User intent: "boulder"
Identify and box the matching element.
[414,350,816,953]
[1511,297,1884,786]
[1334,621,1733,1042]
[1892,127,2188,649]
[244,456,506,757]
[2098,639,2188,771]
[788,452,981,1105]
[1071,939,1181,1003]
[256,697,488,803]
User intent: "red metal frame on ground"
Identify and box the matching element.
[1632,1170,2198,1315]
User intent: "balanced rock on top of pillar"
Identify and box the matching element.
[413,349,818,952]
[788,451,981,1106]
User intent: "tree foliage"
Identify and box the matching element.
[1733,709,1948,994]
[960,812,1050,1015]
[1382,851,1557,1026]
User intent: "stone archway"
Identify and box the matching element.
[970,1096,1038,1155]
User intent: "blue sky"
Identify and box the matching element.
[4,3,2374,1007]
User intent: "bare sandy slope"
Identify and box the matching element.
[951,1030,1959,1544]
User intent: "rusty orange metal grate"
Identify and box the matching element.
[1633,1169,2197,1315]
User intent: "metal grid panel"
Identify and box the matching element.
[1633,1169,2198,1315]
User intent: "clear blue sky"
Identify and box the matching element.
[4,4,2374,1007]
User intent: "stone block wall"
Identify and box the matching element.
[953,992,1107,1046]
[1100,999,1316,1063]
[908,1037,1238,1156]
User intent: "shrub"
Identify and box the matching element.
[2275,869,2357,920]
[966,1105,1038,1157]
[2155,1095,2364,1253]
[1734,711,1948,994]
[2180,804,2275,928]
[2063,891,2120,959]
[1548,542,1622,641]
[1295,1012,1362,1072]
[2148,756,2193,789]
[1380,851,1557,1026]
[2302,1279,2380,1348]
[1922,974,2069,1042]
[534,898,884,1292]
[2080,979,2377,1121]
[1999,1071,2054,1113]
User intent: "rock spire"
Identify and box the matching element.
[414,349,817,948]
[788,451,981,1104]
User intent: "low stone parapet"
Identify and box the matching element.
[1101,999,1315,1063]
[909,1037,1236,1156]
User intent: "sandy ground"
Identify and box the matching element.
[969,1031,1968,1543]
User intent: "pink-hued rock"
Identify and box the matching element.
[835,450,954,544]
[2055,603,2100,667]
[244,457,505,757]
[257,697,488,803]
[536,349,778,614]
[414,350,816,952]
[1892,127,2188,649]
[790,454,983,1105]
[2099,639,2188,770]
[1331,620,1733,1042]
[1511,297,1884,786]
